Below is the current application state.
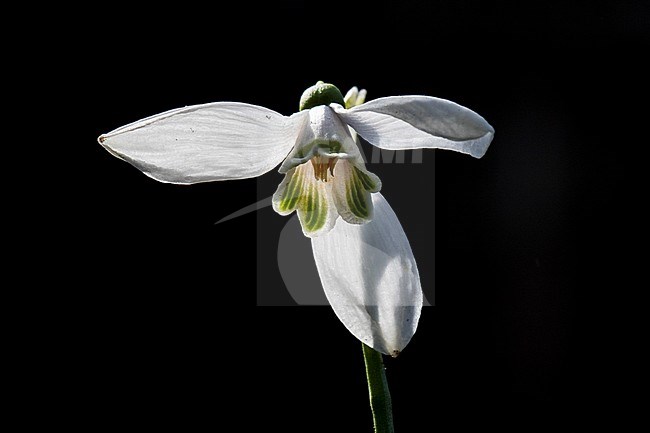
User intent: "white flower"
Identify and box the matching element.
[98,82,494,356]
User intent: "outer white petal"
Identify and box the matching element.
[98,103,308,184]
[332,96,494,158]
[311,192,422,356]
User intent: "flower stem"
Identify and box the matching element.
[362,343,394,433]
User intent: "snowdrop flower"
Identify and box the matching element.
[98,82,494,356]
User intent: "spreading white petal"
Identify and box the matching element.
[333,96,494,158]
[311,192,422,356]
[98,103,308,184]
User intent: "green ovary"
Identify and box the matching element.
[299,81,345,111]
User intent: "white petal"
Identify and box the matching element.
[98,103,308,184]
[344,87,367,108]
[311,192,422,356]
[344,87,359,108]
[333,96,494,158]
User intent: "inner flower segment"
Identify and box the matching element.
[272,156,382,237]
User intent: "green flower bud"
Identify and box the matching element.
[299,81,345,111]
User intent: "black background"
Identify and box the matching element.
[57,0,646,431]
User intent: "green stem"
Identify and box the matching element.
[362,343,394,433]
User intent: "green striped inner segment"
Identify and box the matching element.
[345,167,379,220]
[278,168,304,213]
[354,167,379,192]
[301,182,328,233]
[278,166,329,233]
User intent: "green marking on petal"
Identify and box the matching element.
[331,161,382,225]
[278,168,304,213]
[354,179,370,217]
[276,163,331,234]
[310,185,321,226]
[300,181,328,233]
[354,167,380,192]
[345,169,370,220]
[275,162,333,235]
[327,140,342,154]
